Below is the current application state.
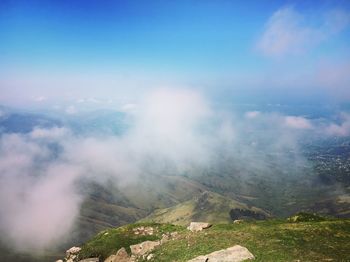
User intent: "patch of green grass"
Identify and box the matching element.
[141,191,269,226]
[150,219,350,261]
[77,223,184,261]
[77,218,350,262]
[287,212,327,223]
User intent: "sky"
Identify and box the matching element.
[0,0,350,109]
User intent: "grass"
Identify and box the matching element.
[287,212,327,222]
[77,218,350,261]
[150,219,350,261]
[77,223,184,261]
[141,191,269,226]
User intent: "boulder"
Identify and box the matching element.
[65,246,82,262]
[187,222,212,232]
[104,247,133,262]
[130,240,160,256]
[187,245,254,262]
[66,246,81,257]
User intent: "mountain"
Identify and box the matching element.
[141,191,270,225]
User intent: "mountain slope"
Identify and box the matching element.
[141,191,270,225]
[74,218,350,261]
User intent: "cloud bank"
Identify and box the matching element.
[257,6,350,57]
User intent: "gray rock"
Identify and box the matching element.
[187,222,212,232]
[66,246,81,257]
[130,240,160,256]
[132,226,154,236]
[104,247,134,262]
[187,245,254,262]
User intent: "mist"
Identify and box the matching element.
[0,88,348,251]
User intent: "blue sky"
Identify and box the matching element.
[1,0,350,108]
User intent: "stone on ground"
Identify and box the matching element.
[187,222,212,232]
[187,245,254,262]
[104,247,134,262]
[130,240,160,256]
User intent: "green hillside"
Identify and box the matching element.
[74,217,350,261]
[141,191,270,225]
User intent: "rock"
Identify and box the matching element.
[104,247,133,262]
[170,231,178,238]
[64,246,82,262]
[66,246,81,257]
[78,258,99,262]
[130,240,160,256]
[146,253,154,260]
[187,245,254,262]
[160,233,171,244]
[132,226,154,236]
[187,222,212,232]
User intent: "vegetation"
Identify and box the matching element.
[75,217,350,261]
[141,191,269,226]
[287,212,326,223]
[77,223,184,261]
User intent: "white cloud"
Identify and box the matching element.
[30,127,70,140]
[0,89,219,250]
[76,98,85,103]
[65,105,77,115]
[285,116,313,129]
[257,6,350,57]
[0,133,81,250]
[34,96,47,102]
[245,111,261,119]
[121,103,137,112]
[326,113,350,136]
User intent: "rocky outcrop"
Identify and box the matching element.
[187,222,212,232]
[65,246,81,262]
[104,247,134,262]
[61,229,179,262]
[130,240,160,256]
[187,245,254,262]
[132,226,154,235]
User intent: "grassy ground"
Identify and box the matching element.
[77,218,350,262]
[151,219,350,261]
[78,223,184,261]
